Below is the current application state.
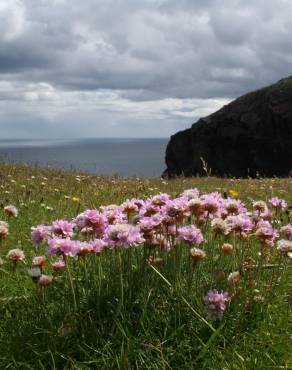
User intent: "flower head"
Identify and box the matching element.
[38,274,53,287]
[31,225,50,244]
[268,197,287,210]
[277,239,292,254]
[228,271,241,285]
[52,258,66,272]
[47,238,79,257]
[103,223,145,249]
[0,221,9,240]
[32,255,46,269]
[177,225,204,245]
[4,205,18,217]
[221,243,234,254]
[280,224,292,241]
[7,248,25,263]
[51,220,74,238]
[190,247,206,261]
[204,289,230,321]
[211,218,230,235]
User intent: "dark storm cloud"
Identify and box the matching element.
[0,0,291,138]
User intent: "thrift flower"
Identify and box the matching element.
[51,220,74,238]
[32,256,46,269]
[228,271,241,285]
[4,205,18,217]
[211,218,230,235]
[204,290,230,321]
[47,238,79,257]
[38,274,53,287]
[280,224,292,240]
[31,225,50,244]
[277,239,292,253]
[177,225,204,245]
[221,243,234,254]
[7,248,25,263]
[52,258,66,272]
[103,223,145,249]
[190,247,206,261]
[268,197,287,210]
[0,221,9,240]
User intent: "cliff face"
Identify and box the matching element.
[164,76,292,177]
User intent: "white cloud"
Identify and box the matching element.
[0,0,291,138]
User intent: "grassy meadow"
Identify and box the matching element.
[0,162,291,369]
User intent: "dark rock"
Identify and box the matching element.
[164,76,292,178]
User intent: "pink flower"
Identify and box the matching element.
[46,238,79,257]
[121,199,139,214]
[255,224,279,247]
[226,215,253,234]
[190,247,206,261]
[177,225,204,245]
[7,248,25,263]
[223,199,247,215]
[75,209,108,235]
[204,290,230,321]
[52,258,66,271]
[103,224,145,249]
[75,241,94,256]
[164,198,188,218]
[187,198,204,216]
[4,205,18,217]
[150,193,171,206]
[51,220,74,238]
[89,239,106,254]
[201,192,222,215]
[211,218,230,235]
[38,274,53,287]
[0,221,9,240]
[280,224,292,240]
[101,206,127,225]
[268,197,287,210]
[227,271,241,285]
[32,255,46,268]
[138,215,162,234]
[277,239,292,253]
[180,188,200,199]
[31,225,50,244]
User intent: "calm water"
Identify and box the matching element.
[0,138,168,178]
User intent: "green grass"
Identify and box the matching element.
[0,162,291,369]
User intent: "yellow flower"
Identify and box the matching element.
[72,196,80,203]
[228,189,239,198]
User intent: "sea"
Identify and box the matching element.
[0,138,168,178]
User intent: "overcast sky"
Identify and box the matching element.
[0,0,291,139]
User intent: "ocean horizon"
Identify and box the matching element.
[0,138,168,178]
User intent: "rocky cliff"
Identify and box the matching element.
[164,76,292,177]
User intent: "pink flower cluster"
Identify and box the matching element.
[31,190,290,257]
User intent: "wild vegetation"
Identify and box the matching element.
[0,162,291,369]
